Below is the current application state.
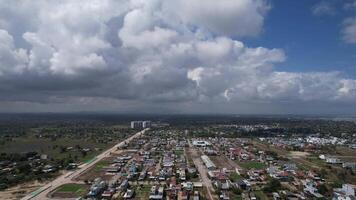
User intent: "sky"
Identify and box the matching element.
[1,0,356,114]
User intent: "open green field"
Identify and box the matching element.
[229,191,242,200]
[174,150,184,156]
[254,190,269,200]
[237,161,266,170]
[52,183,88,198]
[0,136,112,162]
[230,172,242,181]
[135,186,151,199]
[95,160,111,171]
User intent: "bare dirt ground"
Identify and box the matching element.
[253,140,322,170]
[209,155,235,170]
[289,151,310,158]
[0,180,48,200]
[187,142,218,200]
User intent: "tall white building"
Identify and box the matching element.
[142,121,151,128]
[130,121,143,129]
[130,120,151,129]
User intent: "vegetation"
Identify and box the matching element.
[0,115,135,190]
[238,161,266,170]
[54,183,88,197]
[263,178,281,193]
[229,172,242,182]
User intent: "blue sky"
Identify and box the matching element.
[245,0,356,77]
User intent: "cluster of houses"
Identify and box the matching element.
[75,130,207,200]
[58,129,355,200]
[191,136,356,200]
[319,154,356,169]
[260,134,352,151]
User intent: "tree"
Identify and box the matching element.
[317,184,329,195]
[263,178,281,193]
[232,187,242,195]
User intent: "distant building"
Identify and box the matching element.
[131,120,151,129]
[143,121,152,128]
[192,140,211,147]
[326,157,342,164]
[343,162,356,169]
[131,121,143,129]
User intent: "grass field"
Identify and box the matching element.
[174,150,184,156]
[254,190,269,200]
[95,160,111,171]
[0,136,112,162]
[52,183,88,198]
[237,161,266,170]
[230,172,242,181]
[135,186,151,199]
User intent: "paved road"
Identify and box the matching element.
[21,129,148,200]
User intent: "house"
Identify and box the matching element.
[178,168,186,181]
[42,164,56,173]
[192,140,210,147]
[138,170,147,180]
[106,167,120,173]
[236,180,251,190]
[123,189,134,199]
[219,191,230,200]
[273,192,281,200]
[283,163,297,171]
[205,149,218,155]
[101,188,115,199]
[303,179,323,199]
[118,179,129,191]
[208,171,229,181]
[333,184,356,200]
[88,178,106,197]
[149,186,164,200]
[193,191,200,200]
[343,162,356,169]
[326,157,342,164]
[163,155,174,167]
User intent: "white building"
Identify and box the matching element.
[131,121,143,129]
[193,140,211,147]
[343,162,356,169]
[201,155,216,170]
[131,120,152,129]
[143,121,151,128]
[333,184,356,200]
[326,157,342,164]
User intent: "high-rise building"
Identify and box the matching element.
[130,120,151,129]
[130,121,143,129]
[142,121,151,128]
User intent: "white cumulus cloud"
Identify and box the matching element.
[0,0,355,113]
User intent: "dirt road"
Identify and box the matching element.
[188,141,218,200]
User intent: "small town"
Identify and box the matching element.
[0,119,352,200]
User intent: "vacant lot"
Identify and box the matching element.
[289,151,310,158]
[0,136,112,163]
[135,185,151,200]
[209,155,237,169]
[76,157,115,181]
[51,183,88,198]
[0,180,47,200]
